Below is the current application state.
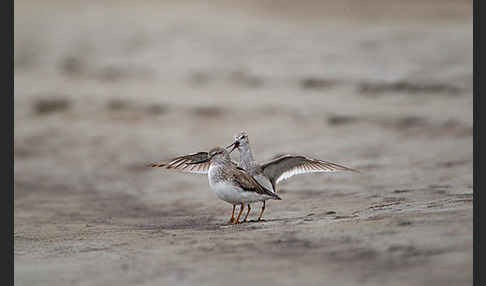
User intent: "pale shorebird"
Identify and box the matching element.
[149,146,281,224]
[225,131,360,220]
[148,132,358,222]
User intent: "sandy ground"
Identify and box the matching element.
[14,1,472,285]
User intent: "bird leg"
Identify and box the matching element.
[242,204,251,222]
[228,204,236,224]
[234,203,245,224]
[257,201,266,221]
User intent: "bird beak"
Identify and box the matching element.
[225,141,239,153]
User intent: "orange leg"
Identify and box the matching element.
[242,204,251,222]
[228,205,236,224]
[234,203,245,224]
[257,201,266,221]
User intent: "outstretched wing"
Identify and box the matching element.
[261,155,359,184]
[148,152,210,174]
[232,168,281,200]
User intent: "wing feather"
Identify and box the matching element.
[261,155,359,184]
[232,169,281,199]
[148,152,210,174]
[147,151,239,174]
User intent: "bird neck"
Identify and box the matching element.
[238,145,256,169]
[212,153,231,167]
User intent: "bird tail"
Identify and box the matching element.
[261,186,281,200]
[271,192,282,200]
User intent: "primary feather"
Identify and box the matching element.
[260,155,360,184]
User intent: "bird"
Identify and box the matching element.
[148,132,359,221]
[225,131,360,220]
[149,146,281,224]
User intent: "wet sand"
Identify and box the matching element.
[14,1,472,285]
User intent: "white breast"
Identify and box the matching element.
[208,165,238,204]
[208,166,273,204]
[210,182,242,204]
[208,165,218,187]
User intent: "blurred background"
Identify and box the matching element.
[15,0,472,285]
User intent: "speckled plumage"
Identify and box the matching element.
[206,147,280,204]
[233,131,360,193]
[148,146,281,224]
